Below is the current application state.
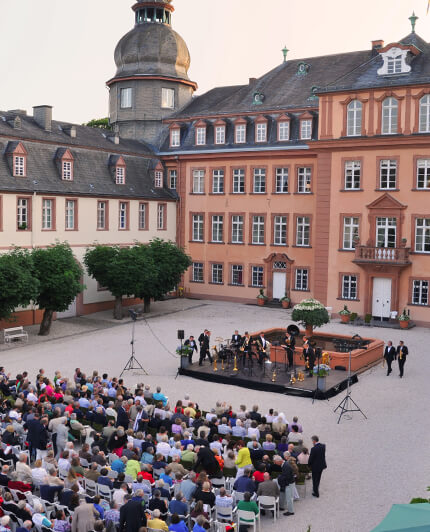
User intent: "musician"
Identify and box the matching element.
[198,330,207,349]
[282,332,296,369]
[231,330,242,347]
[384,340,396,376]
[303,341,315,377]
[240,332,252,367]
[199,330,213,366]
[396,341,408,378]
[255,332,269,366]
[184,335,198,364]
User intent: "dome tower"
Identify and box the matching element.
[107,0,196,146]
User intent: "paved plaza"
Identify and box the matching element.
[1,299,429,532]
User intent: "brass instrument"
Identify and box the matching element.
[212,346,218,371]
[271,369,277,382]
[233,354,238,371]
[305,358,309,369]
[240,337,249,352]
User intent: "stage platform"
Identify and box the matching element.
[178,361,358,399]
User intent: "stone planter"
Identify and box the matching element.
[257,298,266,306]
[180,356,190,369]
[399,320,409,329]
[317,376,327,391]
[281,300,290,309]
[340,314,350,323]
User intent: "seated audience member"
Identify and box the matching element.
[237,491,259,518]
[97,468,113,489]
[168,513,189,532]
[287,425,303,444]
[297,447,310,465]
[148,491,168,516]
[262,434,276,451]
[168,492,188,517]
[193,481,215,508]
[233,468,256,494]
[190,500,209,521]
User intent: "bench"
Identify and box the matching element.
[3,326,28,344]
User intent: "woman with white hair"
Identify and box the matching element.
[169,441,182,459]
[232,419,246,437]
[156,435,171,458]
[32,502,53,529]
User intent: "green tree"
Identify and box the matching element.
[83,117,112,130]
[32,242,84,336]
[0,248,39,323]
[137,239,192,313]
[291,298,330,336]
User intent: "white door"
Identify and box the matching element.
[273,272,287,299]
[57,298,77,319]
[372,278,392,318]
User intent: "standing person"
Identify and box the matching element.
[231,330,242,346]
[240,332,252,367]
[384,341,396,376]
[278,455,295,516]
[282,332,296,370]
[396,341,409,378]
[308,435,327,498]
[199,331,212,366]
[184,335,198,364]
[303,341,315,377]
[119,494,147,532]
[255,333,269,366]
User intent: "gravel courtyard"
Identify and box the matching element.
[1,299,428,532]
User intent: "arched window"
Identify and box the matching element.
[381,97,398,135]
[346,100,362,137]
[419,94,430,133]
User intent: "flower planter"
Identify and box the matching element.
[281,300,290,309]
[257,298,266,306]
[317,376,327,392]
[340,314,350,323]
[399,320,409,329]
[180,356,190,369]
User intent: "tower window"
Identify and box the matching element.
[161,88,175,109]
[120,88,132,109]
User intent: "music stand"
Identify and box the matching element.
[120,310,148,377]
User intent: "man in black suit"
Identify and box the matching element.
[119,493,147,532]
[396,340,409,378]
[240,332,252,367]
[308,435,327,498]
[282,332,296,370]
[231,330,242,347]
[255,333,269,366]
[184,335,198,363]
[303,342,315,377]
[384,340,396,376]
[199,330,212,366]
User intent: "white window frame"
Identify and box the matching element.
[215,126,226,145]
[169,169,177,189]
[344,161,361,190]
[297,167,312,193]
[62,160,73,181]
[196,127,206,145]
[232,169,245,193]
[116,166,125,185]
[274,215,287,245]
[17,198,28,227]
[157,204,165,230]
[211,215,223,243]
[161,88,175,109]
[211,264,223,284]
[154,171,163,188]
[342,275,358,300]
[192,262,204,283]
[42,199,53,230]
[253,168,266,193]
[65,200,75,230]
[275,168,289,193]
[296,216,310,247]
[231,215,244,244]
[278,121,290,141]
[119,202,128,230]
[235,124,246,144]
[300,119,312,140]
[170,129,180,147]
[381,97,398,135]
[252,216,265,245]
[295,268,309,291]
[138,203,146,230]
[120,88,132,109]
[231,265,243,286]
[14,156,25,177]
[412,280,429,305]
[251,266,264,288]
[192,214,204,242]
[256,122,267,142]
[192,170,205,194]
[387,55,402,75]
[415,218,430,253]
[97,201,106,230]
[379,159,397,189]
[212,170,224,194]
[347,100,362,137]
[419,95,430,133]
[343,216,359,250]
[417,159,430,189]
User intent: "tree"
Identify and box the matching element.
[137,239,192,313]
[84,244,155,320]
[291,298,330,337]
[0,248,39,323]
[32,242,84,336]
[83,117,112,130]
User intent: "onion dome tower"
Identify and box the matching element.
[107,0,197,146]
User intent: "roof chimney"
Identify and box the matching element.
[108,133,120,145]
[249,78,257,85]
[33,105,52,132]
[63,125,77,138]
[372,40,384,50]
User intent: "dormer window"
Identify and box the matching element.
[196,127,206,146]
[300,119,312,140]
[154,170,163,188]
[56,148,74,181]
[62,160,73,180]
[255,118,268,143]
[278,116,290,141]
[377,45,414,76]
[109,154,126,184]
[14,156,25,177]
[235,123,246,144]
[6,141,28,177]
[170,127,180,147]
[387,55,402,74]
[215,125,226,145]
[116,166,125,185]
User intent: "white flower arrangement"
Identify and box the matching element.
[293,298,325,312]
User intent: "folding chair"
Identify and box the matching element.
[257,495,279,522]
[237,509,260,532]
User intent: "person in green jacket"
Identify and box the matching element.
[124,454,141,480]
[237,491,259,523]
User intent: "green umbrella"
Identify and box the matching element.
[371,503,430,531]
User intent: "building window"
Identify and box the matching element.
[419,95,430,133]
[342,275,358,300]
[232,169,245,193]
[170,129,180,147]
[139,203,147,230]
[97,201,107,230]
[387,55,402,74]
[116,166,125,185]
[65,200,76,230]
[157,204,165,230]
[295,268,309,291]
[154,171,163,188]
[231,265,243,286]
[212,170,224,194]
[192,214,204,242]
[192,262,204,283]
[169,169,177,189]
[381,97,398,135]
[235,124,246,144]
[415,218,430,253]
[347,100,362,137]
[193,170,205,194]
[412,280,429,305]
[215,126,225,145]
[231,215,244,243]
[161,88,175,109]
[297,167,311,193]
[14,156,25,177]
[17,198,29,229]
[300,119,312,140]
[274,216,287,245]
[343,216,359,250]
[62,161,73,180]
[211,264,223,284]
[376,217,397,248]
[251,266,264,287]
[278,121,290,141]
[275,168,289,193]
[252,216,265,244]
[211,215,223,243]
[416,159,430,189]
[253,168,266,193]
[120,88,132,109]
[256,122,267,142]
[344,161,361,189]
[42,199,54,230]
[296,216,310,246]
[379,159,397,189]
[196,127,206,145]
[119,202,128,230]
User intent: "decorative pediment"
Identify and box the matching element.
[277,113,291,122]
[109,154,126,167]
[55,147,74,161]
[255,115,268,123]
[366,193,407,210]
[379,42,420,56]
[264,253,294,265]
[169,122,181,130]
[234,117,247,125]
[5,141,27,156]
[194,119,207,128]
[298,111,313,120]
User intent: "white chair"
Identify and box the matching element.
[58,468,69,480]
[84,478,97,497]
[211,477,226,489]
[107,453,117,465]
[124,474,134,483]
[79,458,90,468]
[97,483,113,502]
[233,490,245,502]
[215,504,236,522]
[152,467,165,479]
[237,509,261,532]
[257,495,279,522]
[107,469,118,479]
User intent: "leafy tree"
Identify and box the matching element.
[137,239,192,313]
[291,298,330,336]
[32,242,84,336]
[0,248,39,323]
[83,117,112,130]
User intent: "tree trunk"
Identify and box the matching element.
[143,296,151,314]
[38,309,54,336]
[305,323,313,337]
[113,296,123,320]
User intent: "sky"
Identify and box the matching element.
[0,0,427,124]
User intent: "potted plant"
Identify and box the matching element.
[291,298,330,337]
[280,294,291,309]
[339,305,351,323]
[176,345,193,368]
[398,309,410,329]
[256,288,268,306]
[17,223,27,231]
[364,313,372,326]
[314,364,330,391]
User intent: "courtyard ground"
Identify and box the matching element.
[1,299,429,532]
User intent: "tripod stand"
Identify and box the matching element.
[334,340,367,423]
[120,310,148,378]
